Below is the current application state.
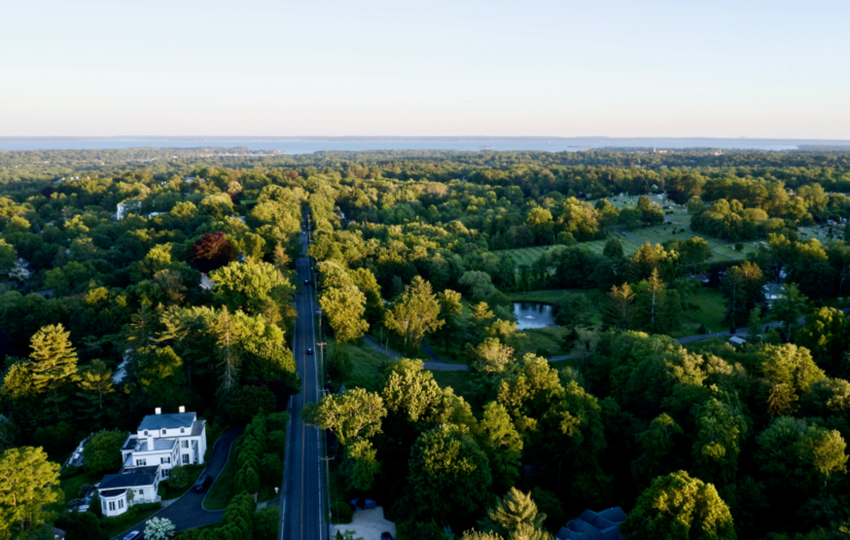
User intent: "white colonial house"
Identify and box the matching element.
[97,407,207,517]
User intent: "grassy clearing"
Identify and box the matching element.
[202,439,240,511]
[675,289,728,335]
[493,245,554,266]
[431,370,475,396]
[339,337,394,391]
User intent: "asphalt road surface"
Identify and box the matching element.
[280,227,328,540]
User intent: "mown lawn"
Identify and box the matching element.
[677,289,728,334]
[336,337,394,391]
[203,438,240,511]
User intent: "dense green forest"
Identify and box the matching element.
[2,148,850,540]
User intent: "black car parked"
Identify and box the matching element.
[192,474,213,493]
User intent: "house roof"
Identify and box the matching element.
[99,466,159,490]
[191,419,206,437]
[137,438,177,453]
[556,507,625,540]
[138,412,196,431]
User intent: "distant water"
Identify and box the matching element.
[1,136,847,153]
[513,302,556,330]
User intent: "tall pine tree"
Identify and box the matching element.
[29,324,80,417]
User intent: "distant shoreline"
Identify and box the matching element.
[1,136,848,153]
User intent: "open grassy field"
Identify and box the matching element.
[582,225,752,263]
[494,245,553,266]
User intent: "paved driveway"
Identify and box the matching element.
[112,426,243,539]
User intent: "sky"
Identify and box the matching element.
[1,0,848,138]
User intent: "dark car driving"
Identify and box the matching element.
[304,279,310,286]
[306,348,314,355]
[192,474,213,493]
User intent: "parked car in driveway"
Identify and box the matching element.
[123,532,143,540]
[350,497,377,510]
[192,474,212,493]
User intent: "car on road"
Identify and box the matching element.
[304,279,310,286]
[350,497,377,510]
[123,532,143,540]
[192,474,213,493]
[306,348,314,355]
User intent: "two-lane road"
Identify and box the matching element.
[280,228,328,540]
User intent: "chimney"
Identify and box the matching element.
[154,407,161,415]
[178,406,185,414]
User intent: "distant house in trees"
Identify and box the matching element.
[556,507,626,540]
[3,258,34,281]
[97,407,207,517]
[200,273,215,291]
[729,336,747,346]
[764,283,785,305]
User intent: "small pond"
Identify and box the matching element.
[513,302,556,329]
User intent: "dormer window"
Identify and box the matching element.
[144,431,149,436]
[180,428,185,434]
[162,429,167,435]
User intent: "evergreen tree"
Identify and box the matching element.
[480,487,547,538]
[28,324,80,417]
[602,283,635,329]
[0,446,62,536]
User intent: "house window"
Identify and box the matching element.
[136,459,146,466]
[162,468,171,478]
[144,431,149,436]
[182,454,189,464]
[118,499,124,509]
[180,428,185,434]
[182,440,189,448]
[161,457,170,464]
[108,501,115,511]
[162,429,167,435]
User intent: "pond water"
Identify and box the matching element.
[513,302,556,329]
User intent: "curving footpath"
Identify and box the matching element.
[111,426,244,539]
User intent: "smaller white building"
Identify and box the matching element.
[97,407,207,517]
[98,466,161,517]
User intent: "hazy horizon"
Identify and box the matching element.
[2,0,848,138]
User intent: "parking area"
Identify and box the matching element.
[333,507,396,540]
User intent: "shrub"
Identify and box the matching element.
[167,465,191,490]
[697,324,708,334]
[253,506,279,540]
[260,454,283,484]
[267,430,286,453]
[84,430,127,475]
[55,510,109,540]
[331,500,353,524]
[734,243,744,251]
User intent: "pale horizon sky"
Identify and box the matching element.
[1,0,848,138]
